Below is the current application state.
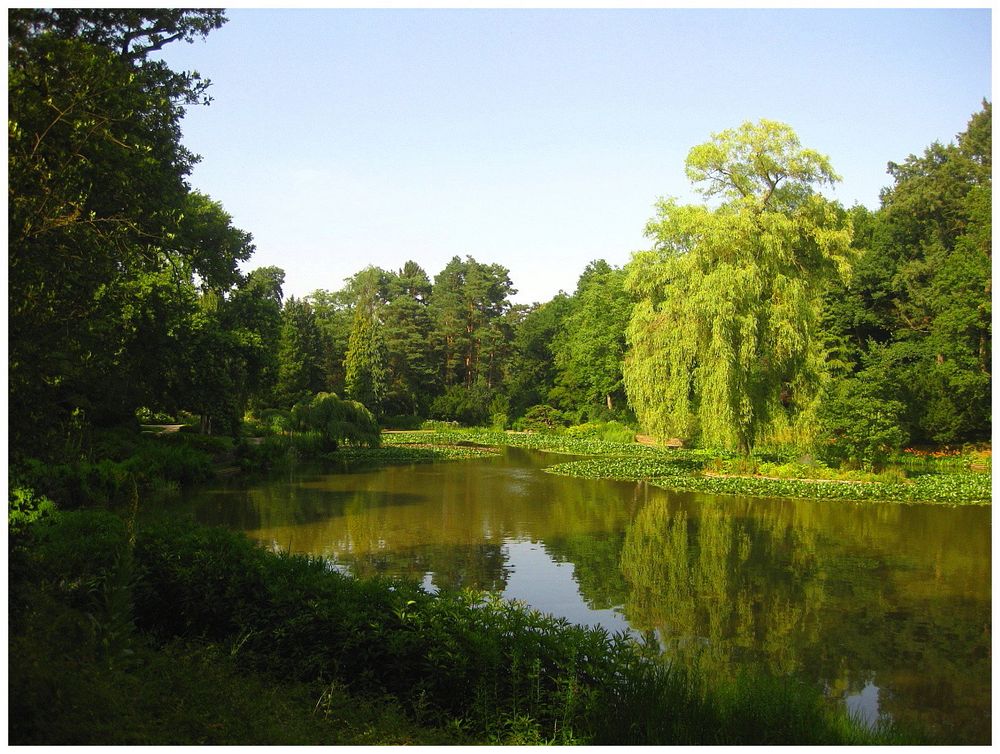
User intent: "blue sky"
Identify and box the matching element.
[158,8,992,304]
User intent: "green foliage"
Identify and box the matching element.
[8,12,253,456]
[387,428,988,505]
[222,266,286,410]
[546,456,702,481]
[384,428,713,461]
[823,104,991,446]
[276,298,327,408]
[420,419,462,431]
[625,120,853,454]
[818,377,907,470]
[551,261,632,415]
[335,444,501,466]
[380,414,425,430]
[241,409,289,437]
[16,435,216,509]
[10,630,466,745]
[290,392,381,451]
[565,421,637,444]
[505,294,573,418]
[428,382,496,426]
[513,404,566,432]
[343,269,390,416]
[381,262,438,415]
[8,485,57,535]
[430,255,516,389]
[13,512,909,744]
[11,520,464,745]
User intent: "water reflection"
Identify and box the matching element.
[159,448,990,743]
[502,538,633,635]
[618,488,991,742]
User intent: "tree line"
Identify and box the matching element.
[8,10,991,467]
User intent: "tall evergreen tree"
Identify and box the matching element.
[276,297,326,408]
[344,267,389,415]
[308,288,354,396]
[382,262,437,415]
[430,256,516,388]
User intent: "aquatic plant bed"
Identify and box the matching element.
[335,444,501,464]
[382,429,724,461]
[650,470,991,504]
[545,459,990,504]
[382,430,991,505]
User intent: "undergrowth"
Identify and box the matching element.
[10,509,918,746]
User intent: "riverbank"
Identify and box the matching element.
[10,508,917,745]
[379,429,992,505]
[9,425,987,744]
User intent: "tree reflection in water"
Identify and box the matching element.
[164,452,990,744]
[618,489,990,743]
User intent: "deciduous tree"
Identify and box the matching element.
[624,121,853,453]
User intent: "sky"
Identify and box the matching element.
[157,7,992,305]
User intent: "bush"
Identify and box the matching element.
[290,393,381,451]
[420,419,460,431]
[8,484,57,537]
[565,421,636,444]
[818,378,907,471]
[513,405,566,433]
[243,409,293,437]
[13,512,916,745]
[17,435,216,508]
[135,407,176,424]
[124,441,216,486]
[428,383,495,427]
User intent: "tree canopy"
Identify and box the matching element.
[8,9,252,455]
[624,120,853,453]
[7,9,987,463]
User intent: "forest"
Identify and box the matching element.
[8,9,991,746]
[8,9,991,470]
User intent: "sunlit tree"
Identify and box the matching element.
[624,121,853,453]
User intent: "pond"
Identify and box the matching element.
[161,446,991,743]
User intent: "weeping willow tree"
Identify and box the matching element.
[291,392,381,450]
[624,120,853,454]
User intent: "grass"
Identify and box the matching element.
[10,509,917,746]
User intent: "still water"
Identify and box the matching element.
[164,446,991,743]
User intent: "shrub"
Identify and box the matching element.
[8,485,57,537]
[513,405,566,433]
[14,512,916,745]
[124,441,215,486]
[135,407,176,424]
[565,421,636,444]
[290,393,381,450]
[428,383,494,427]
[420,419,460,431]
[818,378,907,471]
[244,409,293,437]
[17,434,216,509]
